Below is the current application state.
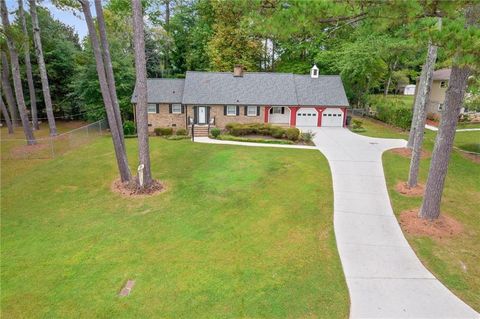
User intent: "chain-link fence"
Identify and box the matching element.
[1,119,108,160]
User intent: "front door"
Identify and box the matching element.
[198,106,206,124]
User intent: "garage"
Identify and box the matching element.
[322,108,344,127]
[296,108,318,127]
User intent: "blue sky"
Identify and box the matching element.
[6,0,90,41]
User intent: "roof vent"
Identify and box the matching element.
[233,65,244,77]
[310,64,319,79]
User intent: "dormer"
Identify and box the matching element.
[310,64,319,78]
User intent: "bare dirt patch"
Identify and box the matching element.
[395,181,425,197]
[458,151,480,164]
[112,179,165,197]
[390,147,430,159]
[10,143,50,159]
[399,209,463,240]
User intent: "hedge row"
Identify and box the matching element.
[369,96,413,130]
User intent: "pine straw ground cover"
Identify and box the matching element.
[352,117,480,311]
[1,133,348,318]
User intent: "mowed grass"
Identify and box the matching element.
[354,117,480,311]
[1,128,349,318]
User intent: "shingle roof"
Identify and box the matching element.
[432,68,451,81]
[182,71,298,105]
[132,71,350,107]
[131,78,184,103]
[294,75,349,106]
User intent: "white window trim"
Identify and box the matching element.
[226,105,237,116]
[272,106,283,114]
[147,104,157,113]
[172,103,182,114]
[247,106,257,116]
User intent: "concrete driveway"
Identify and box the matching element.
[302,127,478,319]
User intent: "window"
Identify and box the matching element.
[171,103,182,114]
[438,103,444,111]
[272,107,283,114]
[440,81,448,88]
[247,106,257,116]
[227,105,237,116]
[147,104,157,113]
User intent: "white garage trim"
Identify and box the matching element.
[296,108,318,127]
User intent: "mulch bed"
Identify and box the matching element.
[112,179,165,197]
[395,181,425,197]
[426,119,439,127]
[390,147,431,159]
[399,209,463,241]
[459,152,480,164]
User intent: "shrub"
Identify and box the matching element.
[218,135,294,145]
[210,127,221,138]
[271,127,285,138]
[123,120,135,135]
[370,96,413,130]
[176,128,187,136]
[300,131,316,142]
[154,127,173,136]
[285,127,300,141]
[352,119,363,130]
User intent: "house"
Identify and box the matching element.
[131,65,350,134]
[419,68,453,116]
[404,84,416,95]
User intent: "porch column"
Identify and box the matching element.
[341,107,347,127]
[315,107,326,127]
[289,107,300,127]
[264,106,271,123]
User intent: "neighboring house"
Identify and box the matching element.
[131,65,350,133]
[404,84,416,95]
[416,68,458,116]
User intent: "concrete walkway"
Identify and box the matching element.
[304,127,478,319]
[425,124,480,132]
[194,136,317,150]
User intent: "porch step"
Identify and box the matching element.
[191,125,211,137]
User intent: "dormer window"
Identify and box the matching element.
[440,81,448,88]
[310,64,319,79]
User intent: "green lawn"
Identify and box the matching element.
[1,126,349,318]
[352,117,480,311]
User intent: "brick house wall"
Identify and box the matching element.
[147,103,187,132]
[185,105,265,128]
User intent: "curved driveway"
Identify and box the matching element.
[304,127,478,319]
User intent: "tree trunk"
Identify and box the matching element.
[1,0,36,144]
[18,0,39,130]
[0,93,14,134]
[407,42,438,187]
[419,65,470,219]
[79,0,132,182]
[1,51,19,126]
[384,59,397,96]
[132,0,152,187]
[94,0,125,147]
[29,0,57,136]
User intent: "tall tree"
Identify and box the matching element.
[0,91,13,134]
[407,41,438,188]
[1,0,36,144]
[18,0,39,129]
[79,0,132,182]
[132,0,152,187]
[1,51,19,126]
[29,0,57,135]
[419,4,479,220]
[94,0,125,145]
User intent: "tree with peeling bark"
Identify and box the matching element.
[132,0,153,187]
[94,0,125,146]
[79,0,132,182]
[29,0,57,136]
[1,51,19,126]
[1,92,14,134]
[18,0,39,130]
[419,4,480,220]
[407,39,438,188]
[1,0,36,144]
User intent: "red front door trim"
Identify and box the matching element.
[289,107,300,127]
[264,106,271,123]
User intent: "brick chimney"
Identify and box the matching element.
[233,65,244,77]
